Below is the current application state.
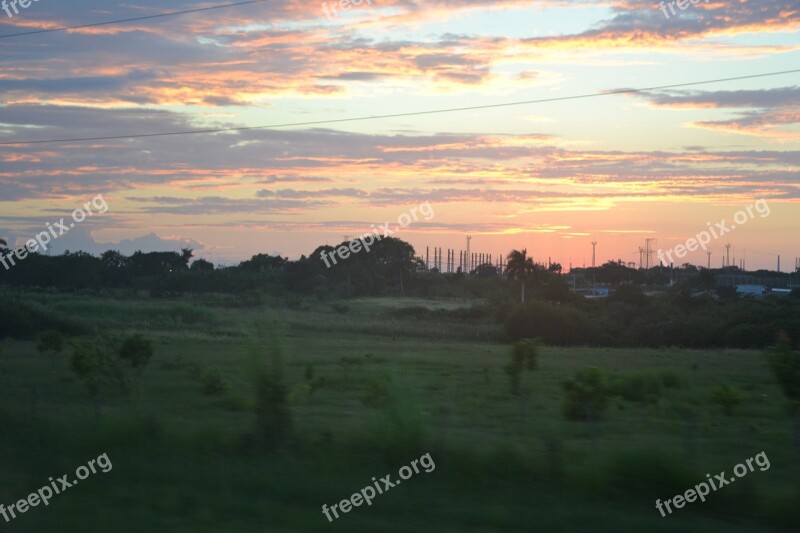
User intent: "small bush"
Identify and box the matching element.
[659,369,685,389]
[37,330,64,357]
[363,390,428,463]
[69,333,155,396]
[562,367,611,421]
[300,363,326,403]
[200,367,227,396]
[254,374,291,451]
[712,384,745,415]
[248,324,292,452]
[118,334,154,372]
[505,338,541,395]
[360,375,392,408]
[766,338,800,409]
[606,370,686,404]
[608,373,663,403]
[0,302,85,340]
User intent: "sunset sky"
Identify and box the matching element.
[0,0,798,270]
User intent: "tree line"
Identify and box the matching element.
[1,239,798,349]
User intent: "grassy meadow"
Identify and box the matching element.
[1,289,798,532]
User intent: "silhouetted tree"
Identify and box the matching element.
[506,249,535,303]
[190,258,215,271]
[473,263,498,278]
[238,253,286,273]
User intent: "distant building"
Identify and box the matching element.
[735,284,767,296]
[574,287,609,299]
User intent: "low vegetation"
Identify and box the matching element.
[1,241,799,530]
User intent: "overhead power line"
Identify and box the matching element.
[0,69,798,146]
[0,0,270,39]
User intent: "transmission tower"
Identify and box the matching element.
[644,238,657,269]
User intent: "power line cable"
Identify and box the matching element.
[0,69,798,146]
[0,0,270,39]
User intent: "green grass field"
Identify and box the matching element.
[1,291,798,531]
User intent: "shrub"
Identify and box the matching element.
[608,284,648,307]
[37,330,64,357]
[303,364,325,403]
[309,376,326,401]
[712,384,745,415]
[338,355,363,384]
[69,334,154,396]
[118,334,154,372]
[0,302,85,340]
[360,375,392,408]
[606,369,686,404]
[69,345,101,395]
[249,324,291,451]
[199,367,227,396]
[37,330,64,367]
[505,302,608,346]
[724,324,772,348]
[658,369,685,389]
[254,374,291,451]
[766,338,800,409]
[608,373,663,403]
[505,338,541,396]
[363,389,427,463]
[562,367,611,421]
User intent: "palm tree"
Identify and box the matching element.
[506,248,535,303]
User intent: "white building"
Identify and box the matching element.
[735,284,767,296]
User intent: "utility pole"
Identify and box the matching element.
[707,251,711,269]
[591,241,597,268]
